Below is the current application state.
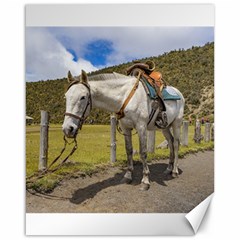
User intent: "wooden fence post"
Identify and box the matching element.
[147,130,156,153]
[39,110,49,171]
[182,120,189,146]
[211,123,214,141]
[194,119,203,144]
[204,122,211,142]
[110,115,117,163]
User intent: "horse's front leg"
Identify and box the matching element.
[121,128,134,184]
[137,124,150,191]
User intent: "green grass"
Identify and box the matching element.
[26,124,214,192]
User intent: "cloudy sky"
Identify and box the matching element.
[26,27,214,82]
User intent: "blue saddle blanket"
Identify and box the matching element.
[162,86,181,100]
[142,79,181,100]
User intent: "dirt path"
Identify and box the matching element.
[26,151,214,213]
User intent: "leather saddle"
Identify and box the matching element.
[127,61,166,109]
[126,61,168,128]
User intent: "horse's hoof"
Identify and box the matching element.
[172,172,179,178]
[140,183,150,191]
[163,169,172,175]
[120,177,132,184]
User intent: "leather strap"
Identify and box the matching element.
[116,78,140,119]
[64,112,83,121]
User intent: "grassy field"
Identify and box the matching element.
[26,124,214,192]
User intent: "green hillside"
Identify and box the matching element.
[26,42,214,124]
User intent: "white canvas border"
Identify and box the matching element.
[25,4,214,27]
[26,213,193,236]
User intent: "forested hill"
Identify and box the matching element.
[26,42,214,124]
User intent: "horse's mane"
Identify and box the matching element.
[88,72,132,81]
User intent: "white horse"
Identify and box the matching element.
[62,70,185,190]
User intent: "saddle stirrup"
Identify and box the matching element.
[155,111,168,129]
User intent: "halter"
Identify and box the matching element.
[64,81,92,131]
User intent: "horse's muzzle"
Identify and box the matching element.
[62,125,78,138]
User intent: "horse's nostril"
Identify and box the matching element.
[69,126,74,133]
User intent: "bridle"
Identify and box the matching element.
[64,81,92,131]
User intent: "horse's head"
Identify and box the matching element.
[62,70,91,138]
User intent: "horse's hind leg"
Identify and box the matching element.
[121,128,134,184]
[171,120,182,178]
[161,128,174,175]
[136,124,150,191]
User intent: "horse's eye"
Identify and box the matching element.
[80,96,86,100]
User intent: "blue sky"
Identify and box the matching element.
[26,27,214,81]
[84,39,114,66]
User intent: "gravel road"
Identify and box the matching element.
[26,151,214,213]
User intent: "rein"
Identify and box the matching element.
[26,135,78,186]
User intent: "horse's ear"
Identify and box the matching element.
[67,70,74,83]
[80,70,88,84]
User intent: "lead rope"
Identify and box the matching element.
[26,136,78,185]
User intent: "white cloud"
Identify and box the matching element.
[104,27,213,65]
[25,28,97,81]
[26,27,214,81]
[50,26,213,66]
